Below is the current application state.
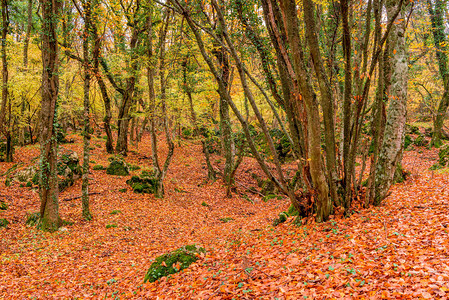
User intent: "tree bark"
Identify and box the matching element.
[374,0,408,205]
[81,0,92,221]
[428,0,449,147]
[23,0,33,68]
[39,0,62,232]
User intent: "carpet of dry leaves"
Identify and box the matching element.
[0,134,448,299]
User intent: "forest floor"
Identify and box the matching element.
[0,133,448,299]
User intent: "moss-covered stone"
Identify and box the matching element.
[126,175,158,194]
[144,245,205,283]
[405,124,420,135]
[0,218,8,228]
[404,134,413,150]
[414,134,428,147]
[287,204,299,216]
[431,144,449,170]
[273,211,289,226]
[106,159,129,176]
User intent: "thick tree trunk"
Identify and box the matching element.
[280,0,331,222]
[374,0,408,205]
[428,0,449,147]
[39,0,61,232]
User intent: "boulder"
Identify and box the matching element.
[144,245,205,283]
[106,157,129,176]
[6,150,82,191]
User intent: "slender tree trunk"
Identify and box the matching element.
[23,0,32,68]
[0,0,12,162]
[374,0,408,205]
[81,0,92,221]
[39,0,61,232]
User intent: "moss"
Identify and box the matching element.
[273,212,289,226]
[110,210,122,215]
[219,217,234,223]
[106,224,117,229]
[0,218,9,228]
[201,201,209,207]
[144,245,205,283]
[119,188,127,193]
[0,202,7,210]
[414,134,428,147]
[404,134,413,150]
[26,181,33,187]
[430,144,449,170]
[129,164,141,171]
[4,177,11,187]
[126,175,158,194]
[26,212,40,226]
[287,204,299,216]
[106,160,129,176]
[31,172,39,185]
[92,165,105,170]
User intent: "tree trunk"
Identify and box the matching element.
[280,0,331,222]
[39,0,61,232]
[81,0,92,221]
[428,0,449,148]
[23,0,32,68]
[0,0,12,162]
[374,0,408,205]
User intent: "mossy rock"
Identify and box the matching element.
[144,245,205,283]
[431,144,449,170]
[129,164,141,171]
[414,134,428,147]
[404,134,413,150]
[26,212,40,226]
[92,165,105,170]
[405,124,420,135]
[0,202,7,210]
[126,175,158,194]
[252,173,278,196]
[273,211,289,226]
[106,159,129,176]
[287,204,299,216]
[0,218,9,228]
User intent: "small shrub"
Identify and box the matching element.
[119,188,127,193]
[0,202,8,210]
[26,181,32,187]
[201,201,209,207]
